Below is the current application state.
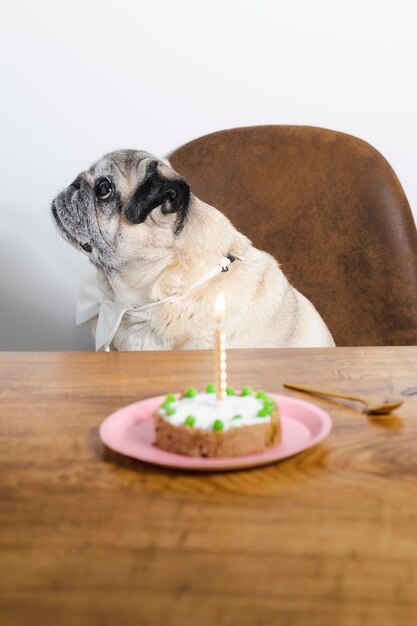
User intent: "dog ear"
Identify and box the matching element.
[124,160,190,233]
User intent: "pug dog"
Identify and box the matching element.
[51,149,335,350]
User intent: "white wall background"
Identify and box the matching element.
[0,0,416,350]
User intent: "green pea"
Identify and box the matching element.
[166,406,176,416]
[166,393,176,403]
[257,408,269,418]
[256,390,267,399]
[161,400,173,410]
[206,384,216,393]
[226,387,235,396]
[184,415,196,427]
[213,419,224,431]
[232,414,242,420]
[241,386,253,396]
[184,387,198,398]
[264,398,275,413]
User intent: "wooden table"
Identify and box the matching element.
[1,348,417,626]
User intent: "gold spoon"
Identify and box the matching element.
[283,383,403,415]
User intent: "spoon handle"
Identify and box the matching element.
[283,383,367,407]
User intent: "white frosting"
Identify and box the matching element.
[158,393,271,432]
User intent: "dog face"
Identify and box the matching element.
[51,149,190,272]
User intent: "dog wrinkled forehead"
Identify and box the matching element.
[87,149,155,181]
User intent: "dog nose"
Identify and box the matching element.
[51,201,59,222]
[70,176,82,190]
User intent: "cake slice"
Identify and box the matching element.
[154,386,281,458]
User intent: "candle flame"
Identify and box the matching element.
[215,292,225,320]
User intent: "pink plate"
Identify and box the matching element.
[99,393,332,471]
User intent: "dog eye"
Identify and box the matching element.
[96,178,113,200]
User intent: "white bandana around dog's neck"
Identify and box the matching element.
[76,255,240,351]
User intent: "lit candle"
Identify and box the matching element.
[214,292,227,401]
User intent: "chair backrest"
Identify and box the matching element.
[169,125,417,346]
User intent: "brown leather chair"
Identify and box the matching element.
[169,125,417,346]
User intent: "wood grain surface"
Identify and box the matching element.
[1,347,417,626]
